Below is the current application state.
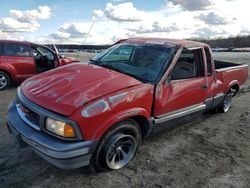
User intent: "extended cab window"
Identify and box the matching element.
[4,43,31,57]
[171,48,205,80]
[205,47,213,76]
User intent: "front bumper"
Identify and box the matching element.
[7,100,98,169]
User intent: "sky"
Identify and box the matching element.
[0,0,250,45]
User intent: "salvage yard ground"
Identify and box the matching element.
[0,52,250,188]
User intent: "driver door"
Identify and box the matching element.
[154,47,208,122]
[31,45,57,73]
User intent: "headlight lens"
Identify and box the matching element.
[45,118,76,138]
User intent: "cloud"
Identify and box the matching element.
[0,18,40,32]
[0,6,51,33]
[128,21,179,34]
[168,0,214,11]
[10,6,51,22]
[192,27,227,37]
[93,10,104,17]
[0,30,24,40]
[239,28,250,35]
[49,22,92,43]
[196,11,231,25]
[94,2,145,22]
[49,32,70,40]
[59,22,89,38]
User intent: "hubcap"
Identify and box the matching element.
[105,134,137,170]
[223,93,232,112]
[0,74,7,89]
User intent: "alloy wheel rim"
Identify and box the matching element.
[0,74,7,89]
[223,94,232,112]
[106,134,137,170]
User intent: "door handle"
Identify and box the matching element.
[201,84,208,90]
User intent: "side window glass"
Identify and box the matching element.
[0,43,4,55]
[4,43,30,57]
[35,46,55,61]
[205,47,212,76]
[16,44,30,57]
[171,48,204,80]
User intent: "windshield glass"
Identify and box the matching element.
[90,43,175,83]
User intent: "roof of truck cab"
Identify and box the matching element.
[119,37,209,48]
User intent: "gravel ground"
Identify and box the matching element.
[0,52,249,188]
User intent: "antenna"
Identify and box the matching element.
[75,18,96,59]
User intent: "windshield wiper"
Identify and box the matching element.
[99,63,118,71]
[89,59,100,64]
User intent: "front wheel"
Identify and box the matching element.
[0,71,10,91]
[90,119,141,172]
[218,90,233,113]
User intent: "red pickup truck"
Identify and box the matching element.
[0,40,78,90]
[7,38,248,171]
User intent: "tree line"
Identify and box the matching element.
[193,35,250,48]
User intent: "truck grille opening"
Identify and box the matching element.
[16,102,40,130]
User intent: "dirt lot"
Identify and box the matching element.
[0,52,250,188]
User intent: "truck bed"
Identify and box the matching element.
[214,60,244,70]
[214,60,248,94]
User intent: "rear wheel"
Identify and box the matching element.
[0,71,10,91]
[90,119,141,172]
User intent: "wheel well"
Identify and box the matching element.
[129,115,151,139]
[230,84,239,96]
[0,69,12,82]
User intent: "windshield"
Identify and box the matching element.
[90,43,175,83]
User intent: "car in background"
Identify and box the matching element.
[0,40,79,90]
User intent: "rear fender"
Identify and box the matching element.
[228,80,239,93]
[91,107,150,140]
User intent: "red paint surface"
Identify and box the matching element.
[21,63,143,116]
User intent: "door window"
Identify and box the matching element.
[0,43,4,55]
[205,47,213,76]
[171,48,205,80]
[33,46,55,61]
[4,43,31,57]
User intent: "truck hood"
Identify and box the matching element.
[21,63,142,116]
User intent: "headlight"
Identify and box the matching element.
[81,99,110,117]
[45,118,76,138]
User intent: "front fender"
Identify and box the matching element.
[0,64,17,81]
[91,107,150,140]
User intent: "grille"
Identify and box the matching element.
[16,101,40,130]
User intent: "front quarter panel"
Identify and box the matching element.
[70,84,154,140]
[0,61,17,82]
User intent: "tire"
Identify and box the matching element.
[90,119,141,172]
[0,71,10,91]
[218,89,233,113]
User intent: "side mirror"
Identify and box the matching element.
[59,54,65,59]
[164,75,171,85]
